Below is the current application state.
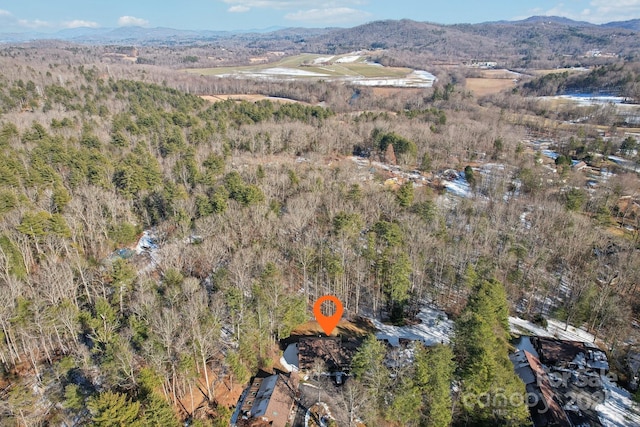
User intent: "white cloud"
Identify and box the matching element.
[228,5,251,12]
[222,0,366,11]
[523,0,640,23]
[0,9,100,31]
[588,0,640,22]
[0,10,53,31]
[221,0,372,24]
[63,20,100,29]
[224,0,316,9]
[285,7,371,24]
[118,16,149,27]
[17,19,53,29]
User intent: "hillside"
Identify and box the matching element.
[602,19,640,31]
[520,62,640,100]
[2,17,640,68]
[0,24,640,426]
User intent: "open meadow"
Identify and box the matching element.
[186,52,435,87]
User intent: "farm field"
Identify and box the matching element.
[465,77,517,96]
[185,52,436,87]
[465,68,521,96]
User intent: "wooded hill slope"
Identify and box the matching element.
[3,17,640,69]
[0,48,639,425]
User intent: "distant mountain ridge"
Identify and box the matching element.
[506,16,597,26]
[601,19,640,30]
[486,15,640,29]
[1,17,639,67]
[0,26,231,44]
[1,16,638,45]
[0,25,295,44]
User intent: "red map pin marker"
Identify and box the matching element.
[313,295,344,336]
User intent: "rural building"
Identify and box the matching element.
[235,372,297,427]
[512,349,571,427]
[297,336,357,373]
[572,161,588,171]
[617,196,640,226]
[467,60,498,68]
[532,337,609,371]
[512,337,610,426]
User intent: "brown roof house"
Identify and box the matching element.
[297,336,357,372]
[235,372,297,427]
[532,337,609,371]
[511,349,571,427]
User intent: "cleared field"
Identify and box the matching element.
[531,67,590,76]
[200,94,305,104]
[466,77,517,96]
[185,52,434,87]
[479,69,521,79]
[186,53,365,77]
[339,62,412,78]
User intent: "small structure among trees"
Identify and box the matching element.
[235,372,298,427]
[297,336,357,373]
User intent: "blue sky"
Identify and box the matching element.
[1,1,639,32]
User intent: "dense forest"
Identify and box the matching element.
[0,42,639,426]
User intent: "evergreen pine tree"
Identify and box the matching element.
[453,272,530,425]
[87,391,142,427]
[415,344,455,427]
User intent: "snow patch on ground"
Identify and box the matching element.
[335,55,360,63]
[554,94,629,105]
[217,64,436,88]
[135,230,160,274]
[413,70,437,81]
[250,67,330,77]
[313,56,334,64]
[443,172,472,198]
[608,155,626,163]
[369,306,454,347]
[135,230,158,255]
[350,70,436,88]
[597,376,640,427]
[509,317,596,343]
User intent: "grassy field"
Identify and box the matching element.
[531,68,590,76]
[479,69,520,79]
[465,77,517,96]
[185,52,412,80]
[339,62,412,78]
